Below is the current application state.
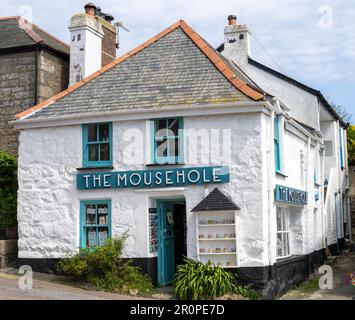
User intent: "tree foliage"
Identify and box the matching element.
[347,126,355,166]
[0,151,18,228]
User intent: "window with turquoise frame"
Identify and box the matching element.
[152,118,184,164]
[339,128,345,170]
[274,115,282,173]
[80,200,111,248]
[82,123,112,168]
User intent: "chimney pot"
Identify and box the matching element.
[228,15,237,25]
[85,3,96,16]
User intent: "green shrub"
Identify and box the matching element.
[0,151,18,229]
[58,235,154,295]
[173,258,236,300]
[234,285,261,300]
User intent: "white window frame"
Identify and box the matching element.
[276,206,291,259]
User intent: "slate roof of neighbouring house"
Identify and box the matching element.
[16,20,265,121]
[191,188,240,212]
[0,16,69,56]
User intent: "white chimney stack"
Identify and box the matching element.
[68,3,104,86]
[222,15,251,68]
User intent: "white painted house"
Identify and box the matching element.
[14,9,350,298]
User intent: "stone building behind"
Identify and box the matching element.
[0,17,69,156]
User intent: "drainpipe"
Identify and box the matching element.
[321,145,327,250]
[305,137,311,276]
[266,109,275,281]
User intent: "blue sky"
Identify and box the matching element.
[2,0,355,122]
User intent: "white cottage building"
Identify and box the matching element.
[14,10,350,298]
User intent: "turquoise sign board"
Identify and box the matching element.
[275,185,308,205]
[77,166,230,190]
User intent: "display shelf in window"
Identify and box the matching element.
[195,211,239,268]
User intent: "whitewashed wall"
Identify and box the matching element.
[17,112,269,267]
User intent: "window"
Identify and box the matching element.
[324,141,333,157]
[339,129,345,169]
[152,118,183,164]
[274,115,282,173]
[276,207,290,258]
[83,123,112,168]
[80,200,111,248]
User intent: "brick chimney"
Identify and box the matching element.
[68,3,117,86]
[222,15,251,68]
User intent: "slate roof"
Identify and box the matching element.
[16,20,265,121]
[0,17,69,56]
[192,188,240,212]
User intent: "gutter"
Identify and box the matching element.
[13,101,271,129]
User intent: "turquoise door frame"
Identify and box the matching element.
[157,200,175,286]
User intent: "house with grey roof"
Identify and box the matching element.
[13,8,350,299]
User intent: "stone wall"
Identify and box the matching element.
[0,240,18,268]
[0,49,69,157]
[0,52,36,156]
[38,50,69,103]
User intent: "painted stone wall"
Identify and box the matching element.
[0,52,36,156]
[17,113,268,267]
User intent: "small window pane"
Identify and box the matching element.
[277,233,283,257]
[86,227,97,247]
[97,205,109,225]
[277,208,282,231]
[156,120,167,138]
[99,124,109,142]
[174,138,179,157]
[100,143,110,161]
[98,227,109,246]
[284,233,290,256]
[168,119,179,137]
[88,144,99,161]
[157,139,168,157]
[85,204,96,225]
[88,125,97,142]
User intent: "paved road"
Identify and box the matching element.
[0,272,148,300]
[282,247,355,300]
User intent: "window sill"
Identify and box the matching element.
[276,255,303,266]
[276,171,288,178]
[146,163,186,168]
[77,167,114,171]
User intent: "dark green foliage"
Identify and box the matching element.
[0,151,18,229]
[58,235,154,295]
[173,258,236,300]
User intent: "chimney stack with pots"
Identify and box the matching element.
[222,15,251,68]
[68,3,117,86]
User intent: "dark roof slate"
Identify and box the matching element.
[25,27,254,120]
[0,17,69,55]
[192,188,240,212]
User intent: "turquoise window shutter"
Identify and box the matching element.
[274,115,282,173]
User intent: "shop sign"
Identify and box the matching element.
[77,166,229,190]
[275,185,308,205]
